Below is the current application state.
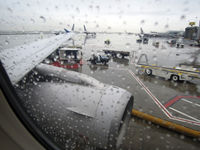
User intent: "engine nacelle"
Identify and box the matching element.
[16,64,133,149]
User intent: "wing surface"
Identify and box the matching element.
[0,33,73,84]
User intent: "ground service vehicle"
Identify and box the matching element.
[88,54,110,65]
[49,47,83,69]
[136,63,200,82]
[136,54,200,82]
[103,49,130,59]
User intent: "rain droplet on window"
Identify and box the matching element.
[183,8,189,12]
[7,7,13,13]
[39,16,46,23]
[180,15,186,20]
[96,24,99,28]
[96,5,100,10]
[164,24,169,28]
[5,40,9,45]
[76,7,80,13]
[126,43,130,48]
[89,5,93,9]
[107,26,111,30]
[183,0,189,5]
[140,20,145,24]
[71,15,75,19]
[55,5,58,10]
[153,55,157,61]
[30,18,35,23]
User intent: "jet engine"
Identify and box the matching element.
[16,63,133,149]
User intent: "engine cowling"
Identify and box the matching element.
[16,64,134,149]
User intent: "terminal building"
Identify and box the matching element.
[184,22,200,40]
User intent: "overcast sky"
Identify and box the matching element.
[0,0,200,32]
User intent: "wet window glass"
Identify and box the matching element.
[0,0,200,149]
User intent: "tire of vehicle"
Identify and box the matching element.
[145,69,152,75]
[91,59,96,64]
[117,53,123,59]
[171,75,179,82]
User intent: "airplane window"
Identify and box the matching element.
[0,0,200,150]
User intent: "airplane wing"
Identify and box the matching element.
[0,33,73,84]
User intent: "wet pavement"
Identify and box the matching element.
[80,58,200,149]
[67,33,200,149]
[120,117,200,150]
[80,57,200,129]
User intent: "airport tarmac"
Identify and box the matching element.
[80,53,200,129]
[78,33,200,128]
[80,59,200,149]
[60,33,200,149]
[75,34,200,149]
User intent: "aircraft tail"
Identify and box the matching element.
[64,28,70,33]
[64,24,75,33]
[83,25,87,32]
[71,24,75,31]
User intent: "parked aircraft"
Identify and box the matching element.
[136,28,149,44]
[138,28,184,38]
[0,32,133,149]
[64,24,75,33]
[54,24,75,35]
[83,25,96,37]
[137,28,156,38]
[56,24,96,37]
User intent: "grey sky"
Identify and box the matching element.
[0,0,200,32]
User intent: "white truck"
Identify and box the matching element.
[136,64,200,81]
[136,54,200,81]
